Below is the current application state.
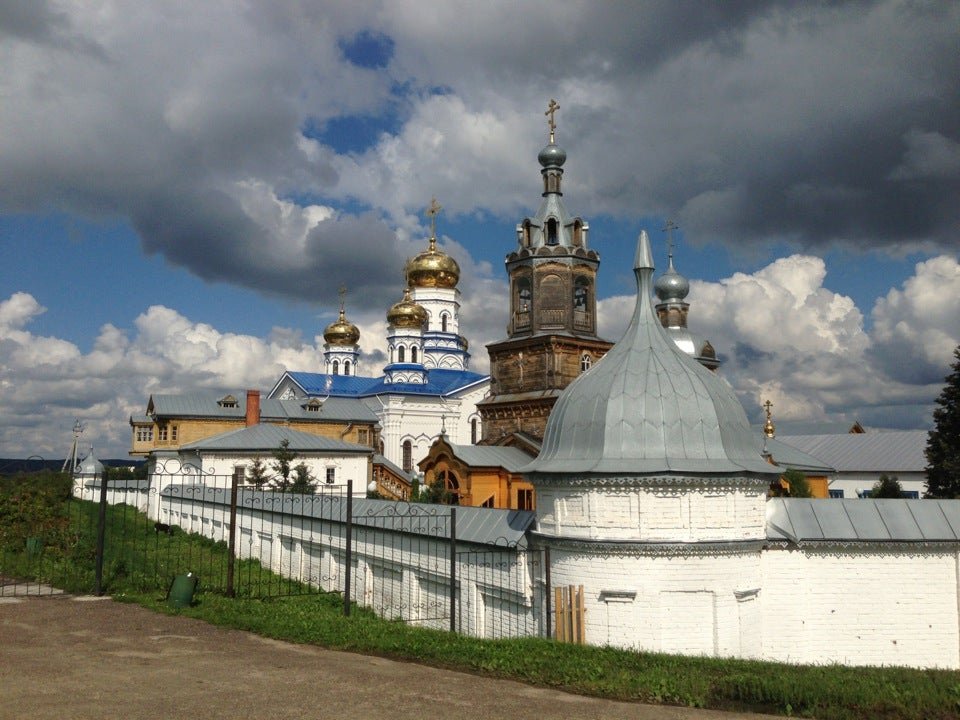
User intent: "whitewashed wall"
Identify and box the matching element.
[760,545,960,668]
[151,484,541,639]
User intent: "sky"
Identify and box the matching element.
[1,0,958,459]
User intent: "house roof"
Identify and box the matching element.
[276,368,488,399]
[753,420,864,436]
[776,430,928,473]
[441,443,534,472]
[373,453,413,481]
[146,393,379,424]
[179,424,370,454]
[762,437,835,473]
[766,498,960,543]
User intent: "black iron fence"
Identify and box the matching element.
[2,469,551,641]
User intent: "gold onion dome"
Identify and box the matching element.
[406,237,460,289]
[323,308,360,346]
[387,287,428,328]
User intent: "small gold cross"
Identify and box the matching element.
[425,197,442,240]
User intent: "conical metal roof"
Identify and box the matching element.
[526,230,779,477]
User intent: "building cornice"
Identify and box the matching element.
[531,533,766,557]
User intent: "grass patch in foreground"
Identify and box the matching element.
[118,589,960,720]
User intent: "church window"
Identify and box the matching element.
[411,346,418,363]
[402,441,412,473]
[332,360,339,375]
[546,218,558,245]
[398,346,406,363]
[471,418,478,444]
[517,489,534,510]
[325,467,336,484]
[580,354,592,372]
[441,314,448,332]
[481,496,495,508]
[572,220,583,247]
[343,360,351,376]
[574,277,589,310]
[217,394,238,408]
[357,428,368,445]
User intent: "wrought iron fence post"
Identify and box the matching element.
[344,480,352,617]
[449,507,457,633]
[94,469,109,595]
[544,546,552,639]
[226,467,241,597]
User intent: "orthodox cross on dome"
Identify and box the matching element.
[545,99,560,143]
[338,285,347,313]
[662,219,679,260]
[763,399,776,439]
[425,196,442,246]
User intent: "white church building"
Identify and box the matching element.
[270,207,488,475]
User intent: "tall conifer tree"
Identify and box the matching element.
[925,345,960,498]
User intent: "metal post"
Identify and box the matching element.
[343,480,353,617]
[449,507,457,633]
[544,546,552,639]
[226,467,241,597]
[94,469,109,596]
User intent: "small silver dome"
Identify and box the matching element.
[654,257,690,301]
[538,142,567,167]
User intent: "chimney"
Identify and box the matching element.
[245,390,261,427]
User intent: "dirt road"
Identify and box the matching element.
[0,594,778,720]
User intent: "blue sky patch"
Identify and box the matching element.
[339,30,394,69]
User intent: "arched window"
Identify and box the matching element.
[470,418,478,444]
[546,218,558,245]
[580,353,592,372]
[574,277,589,310]
[411,346,418,363]
[441,314,448,333]
[343,360,351,376]
[402,440,413,473]
[332,360,340,375]
[398,346,406,363]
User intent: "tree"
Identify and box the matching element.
[870,474,903,498]
[271,439,296,493]
[248,456,269,489]
[926,345,960,498]
[290,462,316,495]
[782,468,813,498]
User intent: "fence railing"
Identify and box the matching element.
[2,470,556,642]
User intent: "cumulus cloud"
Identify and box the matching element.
[599,252,959,431]
[0,293,326,458]
[3,0,957,314]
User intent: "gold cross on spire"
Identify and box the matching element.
[338,285,347,314]
[763,400,776,439]
[545,99,560,143]
[425,196,442,245]
[662,220,679,260]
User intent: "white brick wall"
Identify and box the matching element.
[760,546,960,668]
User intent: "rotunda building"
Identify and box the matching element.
[525,230,780,655]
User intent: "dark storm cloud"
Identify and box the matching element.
[133,187,404,311]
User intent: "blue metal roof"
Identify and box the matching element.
[286,368,488,398]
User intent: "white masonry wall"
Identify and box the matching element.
[760,545,960,668]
